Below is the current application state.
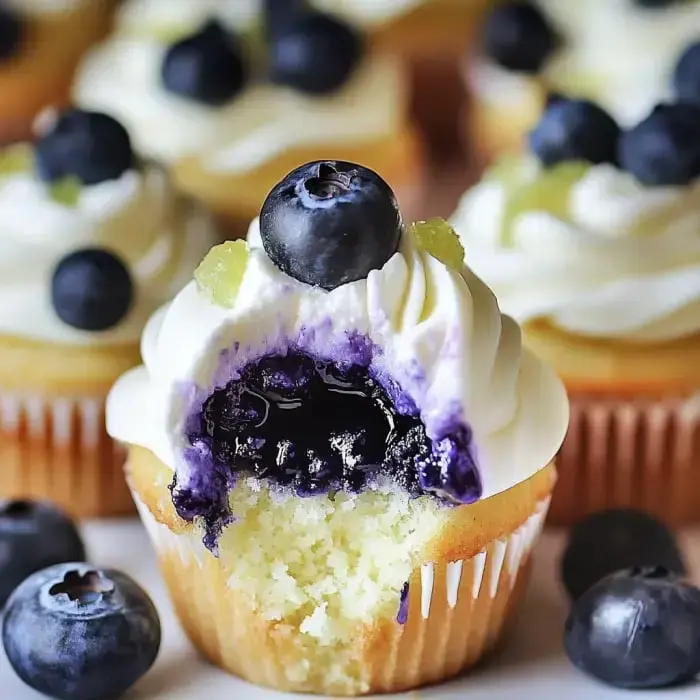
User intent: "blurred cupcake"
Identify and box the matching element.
[0,107,216,518]
[452,97,700,525]
[107,160,568,694]
[465,0,700,165]
[0,0,113,144]
[72,0,424,236]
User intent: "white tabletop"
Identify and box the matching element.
[1,520,699,699]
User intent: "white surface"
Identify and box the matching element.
[1,520,699,699]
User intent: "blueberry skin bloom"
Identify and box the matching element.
[2,563,161,700]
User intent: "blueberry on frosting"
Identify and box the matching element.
[161,19,248,106]
[260,160,401,290]
[529,98,620,167]
[51,249,133,331]
[482,1,558,73]
[35,110,134,186]
[268,11,363,94]
[674,42,700,106]
[262,0,306,37]
[0,5,22,62]
[618,102,700,185]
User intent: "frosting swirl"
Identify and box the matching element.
[0,148,215,345]
[107,219,568,503]
[451,160,700,342]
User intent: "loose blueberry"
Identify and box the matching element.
[529,98,620,167]
[618,102,700,185]
[482,1,558,73]
[3,563,161,700]
[0,5,22,62]
[564,567,700,689]
[51,248,133,332]
[561,509,686,601]
[34,109,134,186]
[674,42,700,106]
[161,19,248,106]
[260,160,402,290]
[0,500,85,607]
[268,11,363,94]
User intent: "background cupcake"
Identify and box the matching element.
[72,0,425,237]
[0,108,216,518]
[107,160,568,694]
[452,97,700,525]
[0,0,114,144]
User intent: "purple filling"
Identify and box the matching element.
[397,582,410,624]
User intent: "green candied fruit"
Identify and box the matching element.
[49,176,82,207]
[0,145,33,178]
[410,218,465,270]
[195,240,249,308]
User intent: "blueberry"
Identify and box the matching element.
[618,102,700,185]
[564,567,700,689]
[529,98,620,167]
[674,42,700,106]
[2,563,161,700]
[0,500,85,607]
[35,109,134,186]
[260,161,401,290]
[0,4,22,62]
[51,248,133,332]
[268,11,363,94]
[161,19,248,106]
[482,1,558,73]
[561,509,686,601]
[262,0,306,36]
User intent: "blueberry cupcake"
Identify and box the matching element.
[0,0,114,144]
[72,0,425,236]
[465,0,700,165]
[107,160,568,694]
[452,97,700,525]
[0,108,216,518]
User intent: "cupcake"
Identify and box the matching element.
[107,160,568,694]
[72,0,424,237]
[465,0,700,166]
[0,107,216,518]
[0,0,113,144]
[452,97,700,526]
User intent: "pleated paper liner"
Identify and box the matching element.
[548,392,700,526]
[0,391,132,518]
[134,492,550,696]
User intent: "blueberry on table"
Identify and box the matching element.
[35,110,134,186]
[260,160,402,290]
[0,500,85,607]
[161,19,248,106]
[0,5,22,62]
[482,1,558,73]
[561,509,685,601]
[3,563,161,700]
[564,567,700,689]
[51,248,133,332]
[674,42,700,106]
[529,98,620,167]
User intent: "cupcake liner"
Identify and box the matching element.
[0,390,132,517]
[134,493,550,695]
[549,391,700,526]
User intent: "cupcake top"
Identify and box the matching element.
[451,98,700,343]
[108,160,568,544]
[311,0,431,27]
[72,0,405,170]
[0,108,214,346]
[472,0,700,127]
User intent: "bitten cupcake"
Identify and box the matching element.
[0,0,113,144]
[72,0,424,236]
[452,97,700,525]
[0,108,216,518]
[107,160,568,694]
[465,0,700,165]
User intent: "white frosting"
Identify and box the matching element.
[470,0,700,127]
[311,0,429,26]
[6,0,84,15]
[107,220,568,503]
[0,162,215,345]
[73,0,405,170]
[451,162,700,342]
